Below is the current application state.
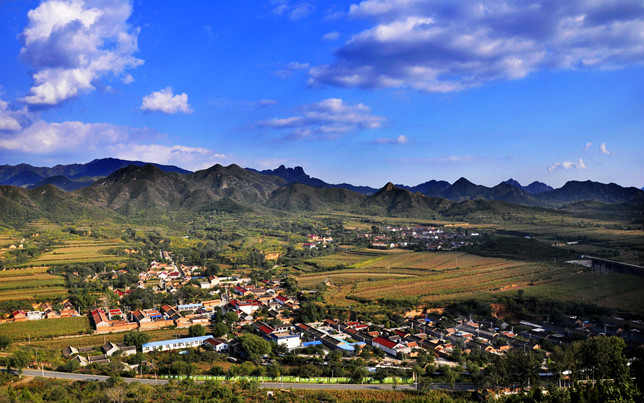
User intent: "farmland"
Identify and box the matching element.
[24,238,126,266]
[23,327,193,350]
[297,250,644,314]
[0,316,90,341]
[0,266,67,301]
[305,249,397,269]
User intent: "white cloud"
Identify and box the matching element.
[310,0,644,92]
[111,144,227,171]
[256,98,385,140]
[322,31,340,41]
[141,87,193,114]
[600,143,615,155]
[548,158,587,172]
[0,119,130,154]
[274,62,310,78]
[271,0,314,20]
[584,142,593,151]
[0,99,27,131]
[122,74,134,84]
[19,0,143,106]
[374,135,408,144]
[0,115,225,171]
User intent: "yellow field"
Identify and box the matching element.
[0,266,68,301]
[297,251,644,313]
[26,238,125,265]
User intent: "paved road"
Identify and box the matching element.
[15,369,474,391]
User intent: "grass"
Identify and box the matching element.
[297,250,644,314]
[0,317,91,341]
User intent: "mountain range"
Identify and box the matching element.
[0,158,190,190]
[0,159,642,219]
[0,161,642,227]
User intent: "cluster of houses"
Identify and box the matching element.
[302,234,334,250]
[6,301,79,324]
[359,226,475,251]
[62,341,137,368]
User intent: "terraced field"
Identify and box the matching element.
[24,238,125,266]
[0,266,67,301]
[306,249,394,268]
[297,250,644,312]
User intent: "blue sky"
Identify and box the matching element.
[0,0,642,188]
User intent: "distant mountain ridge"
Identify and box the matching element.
[255,165,378,195]
[0,158,191,191]
[0,163,642,228]
[1,159,642,208]
[256,166,642,207]
[503,178,554,194]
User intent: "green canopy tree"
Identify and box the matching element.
[238,334,272,363]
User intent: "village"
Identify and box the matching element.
[6,244,643,385]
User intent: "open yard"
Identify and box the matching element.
[297,250,644,314]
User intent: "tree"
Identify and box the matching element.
[188,324,205,337]
[574,336,629,385]
[123,331,151,349]
[224,311,239,325]
[239,334,272,362]
[0,335,12,350]
[212,322,229,337]
[8,350,30,377]
[104,386,126,403]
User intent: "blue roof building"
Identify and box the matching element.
[142,335,214,353]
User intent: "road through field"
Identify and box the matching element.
[9,369,475,391]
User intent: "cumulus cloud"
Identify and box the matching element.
[111,144,227,171]
[271,0,314,20]
[374,135,408,144]
[322,31,340,41]
[19,0,143,106]
[309,0,644,92]
[0,115,225,171]
[0,119,131,154]
[141,87,193,114]
[256,98,385,140]
[274,62,311,78]
[0,99,28,131]
[548,158,587,172]
[600,143,615,155]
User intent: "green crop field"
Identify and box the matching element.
[306,249,392,268]
[0,316,90,341]
[24,238,126,266]
[297,250,644,314]
[0,266,68,301]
